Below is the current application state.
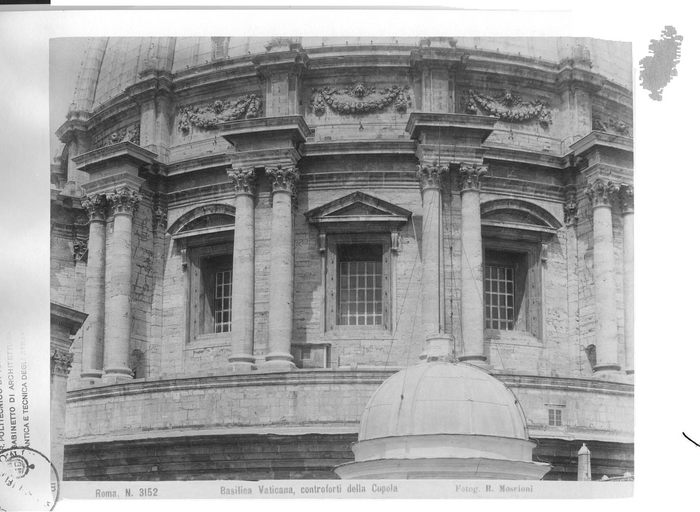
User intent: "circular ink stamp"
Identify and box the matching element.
[0,446,59,511]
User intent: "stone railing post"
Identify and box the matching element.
[228,167,258,372]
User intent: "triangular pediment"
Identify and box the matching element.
[305,191,412,226]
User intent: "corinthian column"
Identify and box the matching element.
[103,187,142,382]
[619,184,634,375]
[458,163,488,364]
[228,168,257,372]
[80,194,108,380]
[416,161,448,348]
[586,179,620,374]
[263,165,299,371]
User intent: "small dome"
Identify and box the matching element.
[359,361,528,441]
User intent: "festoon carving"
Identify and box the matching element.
[178,95,262,133]
[51,350,74,377]
[618,184,634,214]
[461,89,552,126]
[416,161,449,191]
[458,163,489,192]
[94,123,141,149]
[593,114,631,137]
[81,194,109,222]
[311,82,411,116]
[586,179,619,208]
[107,187,142,215]
[266,165,300,197]
[227,167,258,196]
[563,184,579,226]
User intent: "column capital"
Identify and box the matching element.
[586,179,619,208]
[416,160,449,192]
[458,162,488,192]
[107,187,142,216]
[266,164,300,196]
[81,194,109,222]
[618,184,634,214]
[228,167,258,196]
[51,349,74,377]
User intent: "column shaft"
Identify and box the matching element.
[622,209,634,374]
[460,189,486,362]
[103,188,141,381]
[592,204,619,372]
[264,165,299,371]
[229,191,256,370]
[266,190,295,369]
[81,218,107,378]
[421,185,442,340]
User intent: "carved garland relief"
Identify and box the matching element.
[592,114,631,137]
[93,123,141,149]
[311,82,411,116]
[461,89,552,126]
[178,95,262,133]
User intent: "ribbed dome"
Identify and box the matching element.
[359,362,528,441]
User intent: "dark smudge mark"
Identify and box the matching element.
[639,26,683,101]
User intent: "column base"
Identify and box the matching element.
[229,354,256,372]
[102,367,134,384]
[591,368,630,383]
[79,372,104,387]
[260,353,297,372]
[80,369,104,379]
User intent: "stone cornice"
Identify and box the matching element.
[218,115,311,143]
[482,145,567,170]
[73,141,158,175]
[303,139,416,158]
[51,302,88,336]
[56,110,91,143]
[405,112,497,143]
[252,47,310,79]
[65,369,632,403]
[569,131,633,159]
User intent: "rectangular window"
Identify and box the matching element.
[484,264,515,330]
[483,249,529,332]
[548,408,563,427]
[325,234,391,332]
[338,244,383,326]
[213,267,232,333]
[188,244,234,339]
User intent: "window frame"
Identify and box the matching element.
[482,238,542,338]
[187,242,234,339]
[325,233,392,333]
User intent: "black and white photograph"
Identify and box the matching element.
[0,4,697,511]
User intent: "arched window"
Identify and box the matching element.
[169,205,236,340]
[480,199,562,338]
